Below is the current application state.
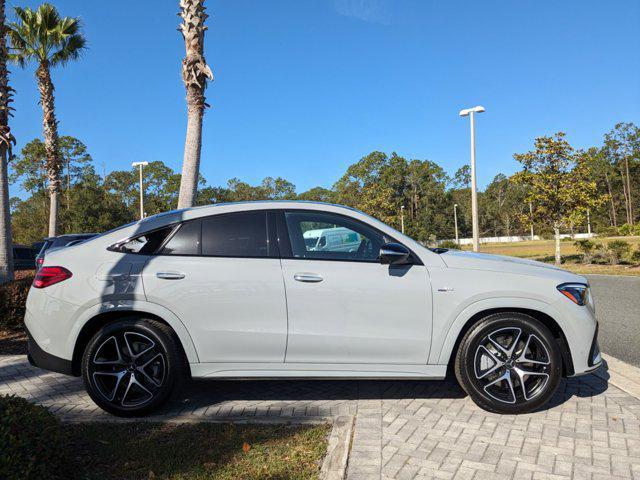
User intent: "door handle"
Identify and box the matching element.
[156,271,185,280]
[294,273,323,283]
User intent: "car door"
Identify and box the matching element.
[141,210,288,363]
[278,210,432,365]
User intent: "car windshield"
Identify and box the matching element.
[304,237,319,248]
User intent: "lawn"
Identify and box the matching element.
[60,422,330,480]
[461,236,640,276]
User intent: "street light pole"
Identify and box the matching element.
[587,209,591,235]
[453,204,459,246]
[400,205,405,234]
[459,106,485,252]
[132,161,149,220]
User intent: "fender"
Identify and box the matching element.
[432,296,574,365]
[65,300,200,363]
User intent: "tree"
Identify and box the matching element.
[0,0,15,284]
[8,3,86,237]
[603,123,639,225]
[10,136,92,195]
[297,186,334,203]
[513,133,604,265]
[453,165,471,189]
[177,0,214,209]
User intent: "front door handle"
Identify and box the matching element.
[156,271,185,280]
[294,273,323,283]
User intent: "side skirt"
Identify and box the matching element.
[189,362,447,379]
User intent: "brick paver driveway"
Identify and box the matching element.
[2,354,640,479]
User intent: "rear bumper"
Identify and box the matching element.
[25,325,74,376]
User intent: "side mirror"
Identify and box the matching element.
[379,242,411,265]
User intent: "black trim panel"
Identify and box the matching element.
[25,326,74,376]
[588,323,600,367]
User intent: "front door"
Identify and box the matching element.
[279,210,432,365]
[141,211,287,363]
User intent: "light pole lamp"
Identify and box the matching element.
[132,161,149,219]
[459,105,485,252]
[453,204,459,247]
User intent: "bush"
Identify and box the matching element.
[606,240,631,265]
[631,247,640,264]
[573,239,596,264]
[0,272,32,331]
[596,225,620,237]
[0,395,69,480]
[439,240,459,249]
[618,223,634,236]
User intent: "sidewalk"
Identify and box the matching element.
[2,353,640,479]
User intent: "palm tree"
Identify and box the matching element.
[8,3,85,237]
[0,0,15,284]
[177,0,213,209]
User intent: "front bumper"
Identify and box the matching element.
[569,322,602,376]
[25,325,73,376]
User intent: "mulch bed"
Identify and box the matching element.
[0,330,27,355]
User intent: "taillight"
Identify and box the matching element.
[33,266,72,288]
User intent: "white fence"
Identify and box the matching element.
[442,232,596,246]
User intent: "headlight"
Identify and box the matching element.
[557,283,589,306]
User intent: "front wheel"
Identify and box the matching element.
[455,312,562,414]
[81,317,185,417]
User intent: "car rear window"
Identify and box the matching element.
[201,211,269,257]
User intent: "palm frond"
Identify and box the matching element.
[8,3,86,68]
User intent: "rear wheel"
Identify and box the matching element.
[81,317,185,417]
[455,312,562,414]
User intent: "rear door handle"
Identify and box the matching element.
[294,273,323,283]
[156,271,185,280]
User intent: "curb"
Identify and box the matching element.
[320,415,354,480]
[593,353,640,400]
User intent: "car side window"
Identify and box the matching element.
[201,211,269,257]
[284,211,387,262]
[112,227,174,254]
[161,220,201,255]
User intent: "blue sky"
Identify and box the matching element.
[8,0,640,197]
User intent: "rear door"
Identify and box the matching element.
[141,211,288,363]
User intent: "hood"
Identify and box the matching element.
[439,249,587,283]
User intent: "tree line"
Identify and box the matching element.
[9,121,639,251]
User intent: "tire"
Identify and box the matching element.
[454,312,562,414]
[81,317,186,417]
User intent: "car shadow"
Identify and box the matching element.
[151,371,608,419]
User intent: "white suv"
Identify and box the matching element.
[24,201,601,416]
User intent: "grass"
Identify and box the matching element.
[461,236,640,276]
[60,422,330,480]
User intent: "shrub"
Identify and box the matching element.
[0,273,33,331]
[439,240,459,249]
[606,239,631,265]
[631,247,640,264]
[618,223,634,236]
[573,239,596,264]
[0,395,69,480]
[596,225,619,237]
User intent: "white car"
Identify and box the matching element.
[25,201,601,416]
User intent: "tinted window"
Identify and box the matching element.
[284,211,387,262]
[202,212,268,257]
[114,227,174,254]
[161,220,200,255]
